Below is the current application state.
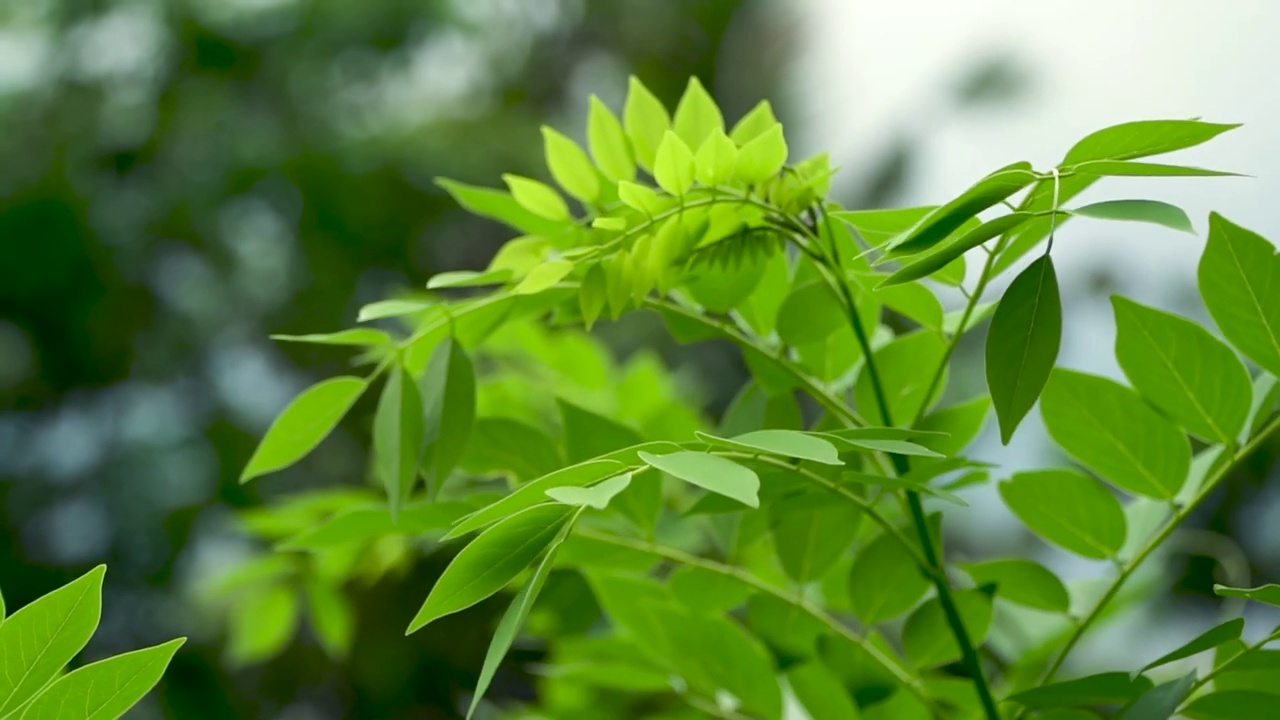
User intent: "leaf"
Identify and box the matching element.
[587,94,634,183]
[1142,618,1243,672]
[1213,584,1280,607]
[842,471,967,506]
[872,280,944,328]
[883,212,1035,286]
[306,581,354,661]
[226,585,297,667]
[671,76,724,149]
[653,131,695,196]
[986,255,1062,444]
[356,298,433,321]
[771,502,862,584]
[637,451,759,508]
[461,417,564,483]
[1041,369,1191,499]
[737,251,790,336]
[1183,690,1279,720]
[407,503,574,633]
[916,396,991,457]
[734,124,787,185]
[776,280,847,346]
[1198,213,1280,377]
[579,263,607,330]
[546,473,633,509]
[557,399,643,464]
[374,364,424,517]
[19,637,185,720]
[963,558,1069,612]
[902,590,993,667]
[513,259,574,295]
[1113,296,1252,442]
[1213,647,1280,692]
[786,662,861,720]
[1072,199,1193,233]
[833,206,935,247]
[418,337,476,488]
[624,76,671,173]
[695,429,841,465]
[542,126,600,204]
[617,180,662,215]
[999,469,1126,559]
[886,161,1036,255]
[669,566,754,614]
[281,501,472,550]
[426,269,513,290]
[829,437,943,459]
[853,330,948,426]
[467,516,574,719]
[729,100,778,145]
[1063,119,1239,164]
[272,328,392,346]
[1118,672,1197,720]
[502,174,570,221]
[1072,160,1240,177]
[694,128,738,187]
[0,566,104,717]
[240,377,366,483]
[848,527,930,623]
[436,178,569,236]
[1009,672,1154,709]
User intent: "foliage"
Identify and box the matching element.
[0,567,184,719]
[231,77,1280,719]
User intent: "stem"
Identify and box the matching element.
[1181,626,1280,702]
[1039,413,1280,684]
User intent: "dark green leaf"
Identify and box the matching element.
[854,330,947,425]
[886,161,1036,255]
[1072,199,1193,233]
[1063,120,1239,164]
[776,280,847,346]
[1071,160,1240,177]
[374,364,424,517]
[669,566,754,614]
[281,501,473,550]
[1118,672,1197,720]
[771,502,861,584]
[916,396,991,457]
[419,337,476,489]
[241,377,367,483]
[999,469,1126,559]
[461,417,564,483]
[902,589,993,667]
[848,527,930,623]
[1198,213,1280,377]
[1009,672,1154,709]
[963,558,1069,612]
[558,399,644,464]
[986,255,1061,444]
[638,451,760,508]
[884,212,1036,286]
[1143,618,1243,672]
[1183,690,1279,720]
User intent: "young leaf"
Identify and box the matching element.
[848,527,930,623]
[1009,672,1154,709]
[407,503,574,633]
[546,472,633,509]
[671,76,724,149]
[999,469,1126,559]
[734,124,787,185]
[502,174,570,222]
[1041,369,1191,499]
[579,263,607,330]
[902,590,993,667]
[1063,119,1239,164]
[963,558,1069,612]
[241,377,367,483]
[19,637,186,720]
[1198,213,1280,377]
[986,255,1062,444]
[653,131,695,196]
[728,100,778,145]
[1213,584,1280,606]
[1072,199,1193,233]
[623,76,671,173]
[1118,672,1197,720]
[1182,690,1277,720]
[272,328,392,346]
[541,126,600,204]
[436,178,569,236]
[771,502,862,584]
[513,259,574,295]
[1113,296,1252,442]
[587,94,634,183]
[639,450,758,508]
[0,566,104,717]
[694,128,738,186]
[617,180,662,215]
[1142,618,1243,672]
[695,429,841,465]
[374,364,424,517]
[419,337,476,489]
[886,161,1036,255]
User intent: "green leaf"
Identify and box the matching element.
[883,212,1035,286]
[461,417,563,483]
[1118,672,1197,720]
[546,472,633,509]
[356,298,434,322]
[872,280,944,329]
[685,251,771,313]
[0,586,5,624]
[513,259,574,295]
[0,566,104,717]
[671,76,724,149]
[542,126,600,204]
[669,566,754,614]
[1142,618,1243,672]
[418,337,476,488]
[436,178,569,236]
[1063,119,1239,164]
[737,251,790,336]
[579,263,607,330]
[468,516,574,719]
[842,471,966,506]
[1183,690,1279,720]
[426,269,513,290]
[916,396,991,457]
[963,558,1069,612]
[786,662,861,720]
[854,330,947,426]
[617,180,662,215]
[558,399,644,464]
[624,76,671,173]
[1214,584,1280,607]
[502,174,571,222]
[729,100,778,145]
[1010,672,1154,709]
[999,469,1126,559]
[776,280,847,346]
[848,527,930,623]
[771,502,862,584]
[271,328,392,346]
[694,128,738,187]
[1113,296,1252,442]
[1072,199,1193,233]
[374,364,424,517]
[587,94,634,183]
[902,589,993,667]
[1198,213,1280,377]
[281,501,472,550]
[638,451,759,508]
[407,503,574,633]
[734,124,787,185]
[886,161,1036,255]
[653,131,695,196]
[1041,369,1191,499]
[240,377,366,483]
[19,637,185,720]
[1213,647,1280,692]
[696,429,841,465]
[833,206,935,247]
[986,255,1062,444]
[1071,160,1240,177]
[306,581,354,661]
[826,436,943,458]
[226,584,297,667]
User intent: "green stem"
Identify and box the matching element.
[1180,626,1280,703]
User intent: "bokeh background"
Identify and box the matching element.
[2,0,1278,717]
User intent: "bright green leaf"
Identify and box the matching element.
[1198,213,1280,377]
[461,417,564,483]
[1072,199,1193,233]
[848,528,930,623]
[694,128,738,187]
[1063,119,1239,165]
[987,255,1061,444]
[963,558,1069,612]
[502,174,571,221]
[624,76,671,173]
[638,450,759,508]
[1142,618,1243,672]
[772,502,862,584]
[617,180,662,215]
[999,469,1126,559]
[729,100,778,145]
[696,429,841,465]
[436,178,569,236]
[587,94,634,183]
[653,131,695,196]
[579,263,607,330]
[20,637,185,720]
[306,581,354,662]
[1071,160,1240,177]
[241,377,367,483]
[281,501,472,550]
[546,472,633,509]
[854,330,947,426]
[542,126,600,204]
[514,259,574,295]
[1213,584,1280,607]
[786,662,861,720]
[226,585,297,666]
[271,328,392,347]
[884,212,1036,286]
[776,280,847,346]
[356,298,433,322]
[734,124,787,185]
[418,337,476,488]
[374,364,424,517]
[902,590,993,667]
[671,76,723,149]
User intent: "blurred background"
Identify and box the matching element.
[1,0,1278,717]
